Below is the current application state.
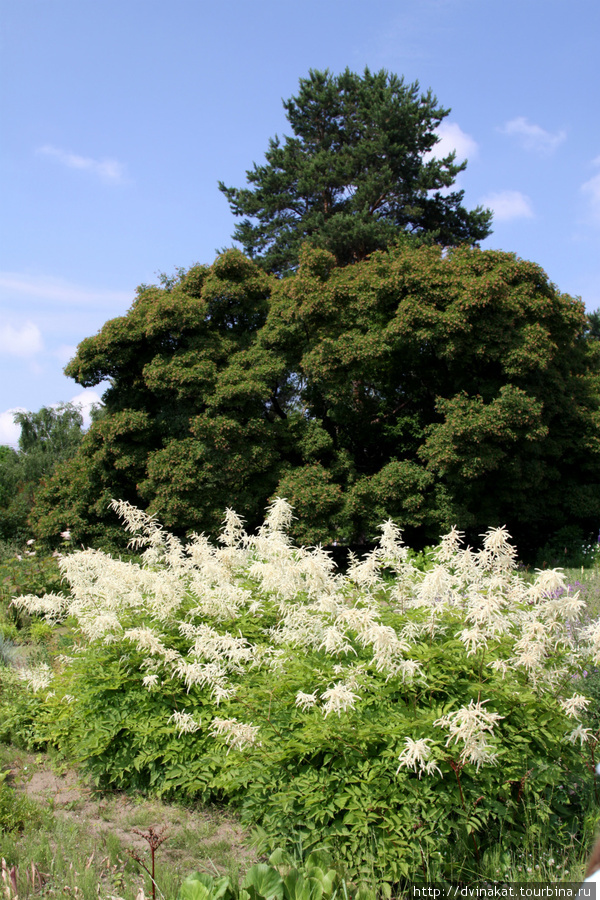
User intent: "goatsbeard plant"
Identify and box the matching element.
[8,499,600,885]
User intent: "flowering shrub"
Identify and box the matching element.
[6,500,600,885]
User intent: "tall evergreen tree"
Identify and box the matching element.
[220,68,493,275]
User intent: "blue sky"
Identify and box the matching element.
[1,0,599,444]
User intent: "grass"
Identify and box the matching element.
[0,745,257,899]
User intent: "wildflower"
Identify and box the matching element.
[260,497,295,534]
[434,699,503,770]
[560,694,590,718]
[209,717,261,752]
[359,623,409,672]
[479,526,518,573]
[211,683,237,705]
[60,530,71,540]
[489,659,510,678]
[169,710,201,736]
[384,658,424,683]
[396,738,442,779]
[346,550,382,590]
[377,519,407,568]
[26,539,35,545]
[565,724,593,746]
[319,625,355,656]
[416,565,455,607]
[218,508,248,548]
[321,682,359,717]
[123,626,167,656]
[456,626,488,656]
[295,691,318,712]
[18,663,53,692]
[142,673,160,690]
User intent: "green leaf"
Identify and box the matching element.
[242,864,285,900]
[282,871,324,900]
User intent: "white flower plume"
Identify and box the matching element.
[434,700,503,771]
[397,737,442,779]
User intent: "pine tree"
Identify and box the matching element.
[220,68,493,275]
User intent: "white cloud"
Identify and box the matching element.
[70,390,103,429]
[0,408,26,447]
[0,391,103,447]
[0,271,131,308]
[0,321,43,357]
[427,121,478,162]
[37,145,126,183]
[581,171,600,223]
[499,117,566,154]
[480,190,534,222]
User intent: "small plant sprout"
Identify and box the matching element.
[129,826,168,900]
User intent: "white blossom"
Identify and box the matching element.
[321,682,359,717]
[295,691,318,711]
[560,694,590,719]
[209,717,261,752]
[565,724,594,746]
[18,664,53,692]
[169,710,201,736]
[396,738,441,778]
[434,700,503,770]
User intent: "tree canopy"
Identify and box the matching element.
[30,245,600,557]
[219,68,493,275]
[0,403,86,542]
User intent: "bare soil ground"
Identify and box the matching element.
[2,746,259,885]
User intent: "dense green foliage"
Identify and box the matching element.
[0,552,63,641]
[4,502,598,887]
[0,404,87,543]
[178,850,367,900]
[219,68,492,276]
[29,244,600,556]
[0,770,42,834]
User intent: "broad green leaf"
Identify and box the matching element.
[242,864,284,900]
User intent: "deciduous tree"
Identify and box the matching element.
[31,246,600,556]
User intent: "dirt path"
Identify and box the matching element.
[2,747,258,881]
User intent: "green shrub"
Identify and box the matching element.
[7,501,600,887]
[27,619,55,646]
[0,621,19,643]
[0,552,64,619]
[535,525,600,569]
[0,770,43,833]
